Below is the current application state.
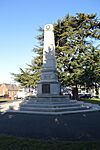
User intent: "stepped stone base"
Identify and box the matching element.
[6,95,100,115]
[26,95,69,102]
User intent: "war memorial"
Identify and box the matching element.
[0,24,100,140]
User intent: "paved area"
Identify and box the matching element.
[0,111,100,140]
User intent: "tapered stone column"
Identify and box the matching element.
[37,24,60,95]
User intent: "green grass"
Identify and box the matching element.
[0,99,11,103]
[0,99,8,103]
[0,136,100,150]
[0,98,14,102]
[79,98,100,104]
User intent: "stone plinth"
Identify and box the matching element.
[37,82,60,95]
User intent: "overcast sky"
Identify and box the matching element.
[0,0,100,84]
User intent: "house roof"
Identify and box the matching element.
[4,83,19,91]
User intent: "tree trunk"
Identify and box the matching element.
[95,85,99,98]
[72,85,78,100]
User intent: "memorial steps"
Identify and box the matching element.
[6,96,100,115]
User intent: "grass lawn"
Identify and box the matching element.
[0,98,13,103]
[79,98,100,104]
[0,136,100,150]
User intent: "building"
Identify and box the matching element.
[0,83,19,100]
[78,85,100,98]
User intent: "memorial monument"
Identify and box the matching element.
[7,24,100,114]
[37,24,60,96]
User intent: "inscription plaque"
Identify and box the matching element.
[42,84,50,93]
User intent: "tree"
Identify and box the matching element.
[12,57,41,89]
[54,13,100,99]
[81,45,100,96]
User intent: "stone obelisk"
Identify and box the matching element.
[37,24,60,95]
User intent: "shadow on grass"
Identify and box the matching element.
[0,136,100,150]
